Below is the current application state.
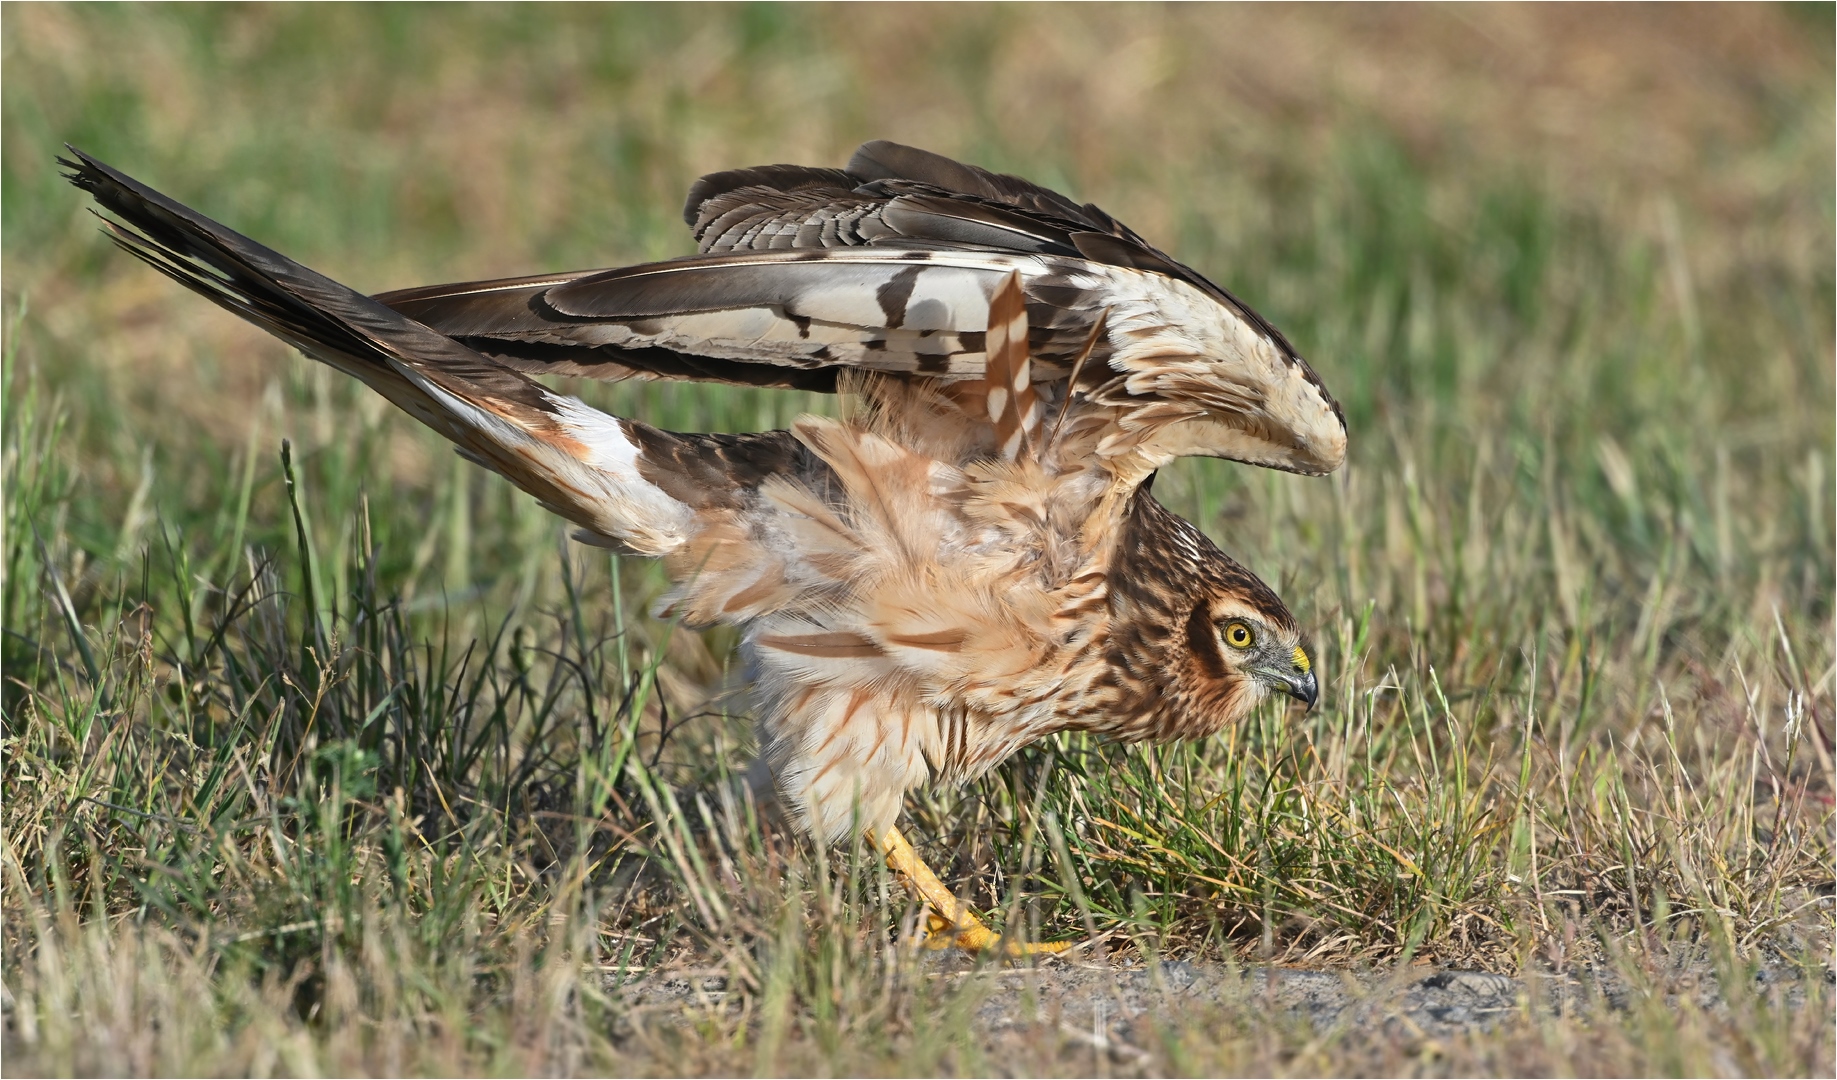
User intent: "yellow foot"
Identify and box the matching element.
[870,825,1078,958]
[921,914,1076,956]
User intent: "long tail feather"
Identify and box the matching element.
[61,147,696,556]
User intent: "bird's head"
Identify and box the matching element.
[1101,493,1318,741]
[1181,589,1318,719]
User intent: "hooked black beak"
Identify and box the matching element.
[1259,647,1318,710]
[1273,645,1318,710]
[1283,668,1319,710]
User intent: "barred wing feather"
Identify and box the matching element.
[378,140,1346,477]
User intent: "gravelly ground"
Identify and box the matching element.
[617,952,1833,1066]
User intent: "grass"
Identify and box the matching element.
[2,4,1833,1075]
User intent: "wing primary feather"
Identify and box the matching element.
[1045,305,1108,452]
[984,271,1036,461]
[60,147,702,556]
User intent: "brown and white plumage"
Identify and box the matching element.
[378,140,1345,481]
[66,142,1337,868]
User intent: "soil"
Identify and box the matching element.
[618,951,1833,1065]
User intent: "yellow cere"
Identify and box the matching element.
[1293,645,1311,673]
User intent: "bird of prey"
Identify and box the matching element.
[65,140,1344,954]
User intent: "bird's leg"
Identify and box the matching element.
[869,825,1072,956]
[871,824,996,950]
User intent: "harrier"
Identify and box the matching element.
[66,141,1344,954]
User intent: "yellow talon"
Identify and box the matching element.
[918,914,1073,955]
[870,824,1077,958]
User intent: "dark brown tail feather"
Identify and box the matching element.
[59,148,687,546]
[61,147,567,432]
[61,148,832,547]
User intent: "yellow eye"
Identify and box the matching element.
[1223,622,1255,649]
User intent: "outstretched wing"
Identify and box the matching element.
[379,140,1346,477]
[60,147,812,561]
[379,248,1089,390]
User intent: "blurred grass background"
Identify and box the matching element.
[3,3,1833,1075]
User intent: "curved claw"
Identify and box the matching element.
[926,922,1078,956]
